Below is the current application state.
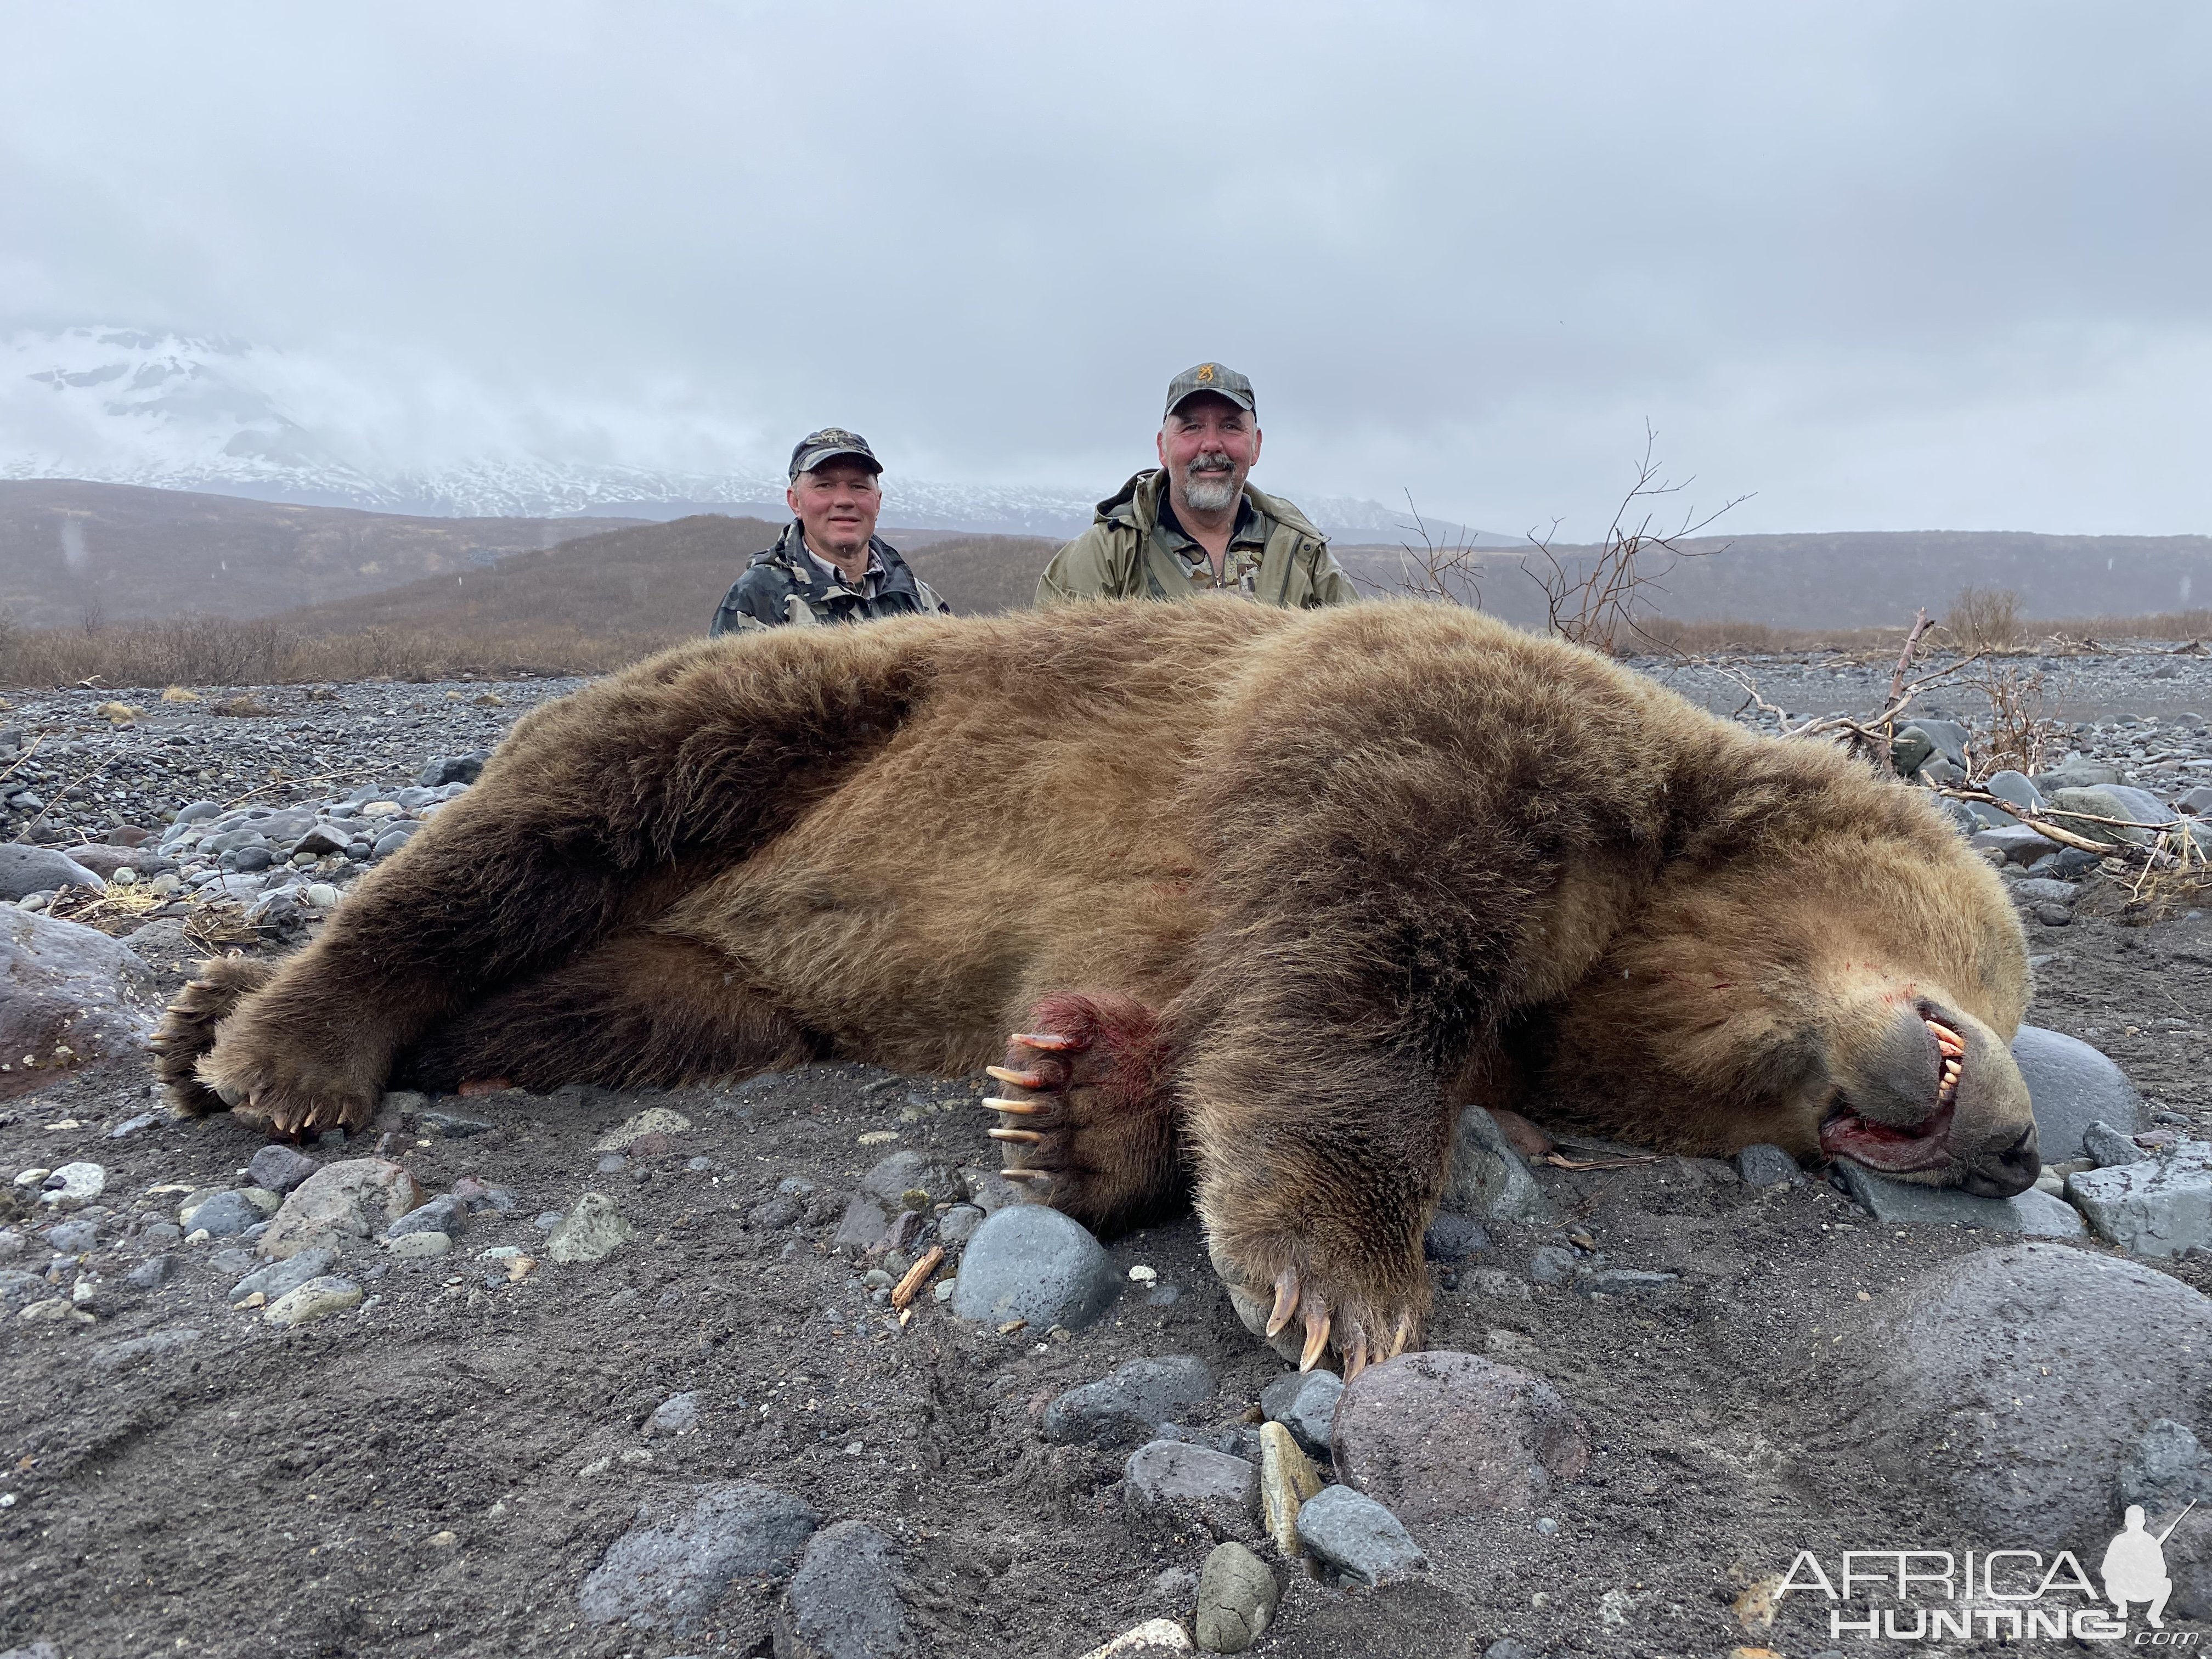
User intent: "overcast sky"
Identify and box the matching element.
[4,1,2207,536]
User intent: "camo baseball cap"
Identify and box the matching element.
[1164,362,1256,419]
[787,427,882,480]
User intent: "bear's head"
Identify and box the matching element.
[1517,778,2040,1197]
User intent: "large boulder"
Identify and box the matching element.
[0,909,158,1097]
[0,845,105,900]
[2012,1025,2147,1161]
[1331,1350,1590,1522]
[1849,1243,2212,1575]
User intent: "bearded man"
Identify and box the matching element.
[1036,363,1356,608]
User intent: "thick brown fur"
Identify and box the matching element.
[161,600,2036,1369]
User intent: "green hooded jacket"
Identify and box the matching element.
[1036,470,1357,610]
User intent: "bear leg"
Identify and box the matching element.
[398,931,823,1094]
[981,991,1183,1233]
[149,955,280,1118]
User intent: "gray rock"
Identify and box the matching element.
[776,1519,911,1659]
[42,1218,96,1255]
[1123,1440,1261,1544]
[2011,877,2080,906]
[1734,1143,1799,1188]
[1526,1245,1581,1284]
[1837,1163,2084,1236]
[1972,824,2062,865]
[1,1268,50,1310]
[833,1195,889,1258]
[1442,1105,1550,1223]
[856,1150,951,1210]
[1984,770,2046,814]
[0,910,157,1083]
[1194,1541,1278,1652]
[370,827,415,860]
[261,1158,426,1258]
[647,1392,701,1437]
[1332,1350,1590,1522]
[105,1110,159,1139]
[228,846,275,873]
[2013,1025,2148,1160]
[229,1246,340,1303]
[2033,758,2123,792]
[1043,1355,1215,1447]
[416,752,488,788]
[0,844,105,900]
[2178,785,2212,816]
[1261,1369,1344,1459]
[184,1190,264,1239]
[384,1194,466,1240]
[936,1204,984,1245]
[207,1247,255,1279]
[949,1203,1119,1330]
[0,1638,61,1659]
[1421,1214,1488,1261]
[547,1193,635,1265]
[1857,1243,2212,1554]
[579,1481,819,1634]
[246,1144,319,1194]
[2050,784,2172,848]
[2069,1143,2212,1256]
[2084,1119,2151,1168]
[1294,1484,1428,1587]
[124,1253,173,1289]
[420,1107,495,1139]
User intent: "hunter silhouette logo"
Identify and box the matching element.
[2103,1502,2194,1630]
[1773,1501,2205,1643]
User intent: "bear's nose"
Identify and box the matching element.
[1959,1121,2040,1198]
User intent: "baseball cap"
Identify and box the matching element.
[788,427,882,480]
[1164,363,1256,419]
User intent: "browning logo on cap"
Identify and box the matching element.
[1164,362,1254,419]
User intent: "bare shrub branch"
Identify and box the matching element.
[1520,424,1752,655]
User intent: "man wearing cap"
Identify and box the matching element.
[709,427,951,634]
[1036,364,1356,609]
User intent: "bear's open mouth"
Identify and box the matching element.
[1817,1014,1966,1173]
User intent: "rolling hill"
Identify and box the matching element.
[0,478,639,629]
[262,516,1065,639]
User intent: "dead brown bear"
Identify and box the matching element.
[154,600,2039,1376]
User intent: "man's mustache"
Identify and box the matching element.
[1188,453,1235,473]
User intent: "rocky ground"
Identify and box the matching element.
[0,645,2210,1659]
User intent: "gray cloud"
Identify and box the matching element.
[2,0,2205,534]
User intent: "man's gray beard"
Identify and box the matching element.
[1182,469,1238,514]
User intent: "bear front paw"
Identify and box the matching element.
[1207,1235,1428,1381]
[979,991,1180,1232]
[197,1029,382,1139]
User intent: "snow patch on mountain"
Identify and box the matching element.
[0,324,1446,539]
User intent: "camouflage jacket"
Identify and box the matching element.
[1036,470,1357,609]
[709,524,951,635]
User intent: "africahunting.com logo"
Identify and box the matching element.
[1776,1504,2198,1643]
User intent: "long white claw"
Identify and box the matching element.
[980,1096,1047,1116]
[1299,1310,1332,1373]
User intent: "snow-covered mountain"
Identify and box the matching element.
[0,325,1456,540]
